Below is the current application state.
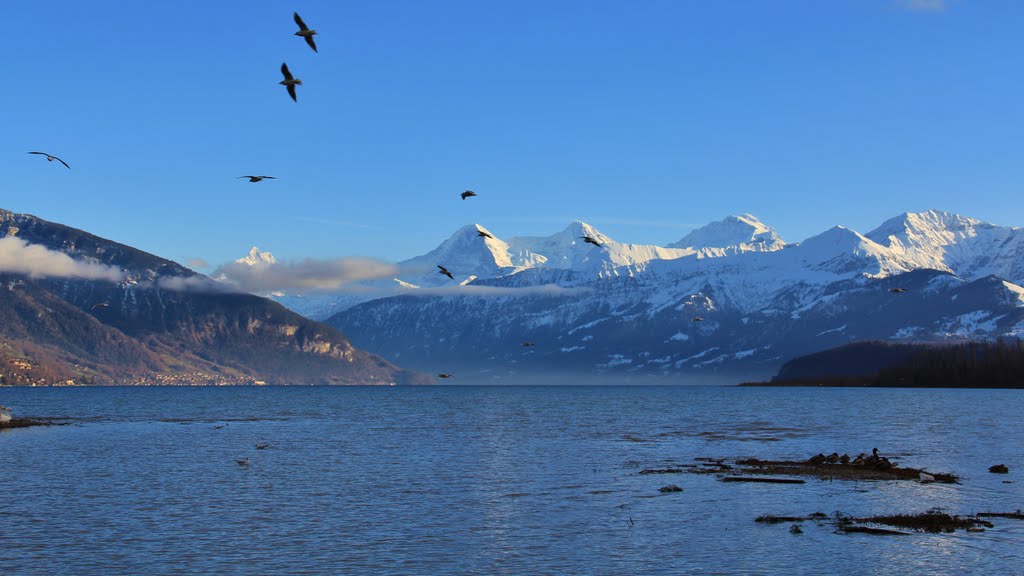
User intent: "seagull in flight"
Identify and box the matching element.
[581,236,603,248]
[28,152,70,169]
[437,373,454,379]
[692,316,704,322]
[522,341,535,347]
[293,12,318,53]
[889,287,908,294]
[255,443,270,450]
[477,230,494,239]
[238,176,276,183]
[437,265,454,280]
[279,63,302,102]
[461,190,477,200]
[91,303,110,311]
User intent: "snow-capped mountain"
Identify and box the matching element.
[317,210,1024,382]
[236,246,277,266]
[668,213,787,254]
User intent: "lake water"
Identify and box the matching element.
[1,385,1021,575]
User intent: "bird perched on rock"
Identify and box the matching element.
[477,230,494,239]
[581,236,603,248]
[852,453,865,466]
[293,12,318,53]
[865,448,880,467]
[825,452,840,464]
[889,287,908,294]
[437,265,454,280]
[28,151,70,169]
[461,190,477,200]
[808,453,826,465]
[238,175,276,183]
[839,453,851,465]
[874,457,893,471]
[280,63,302,102]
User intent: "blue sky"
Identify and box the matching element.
[3,0,1022,267]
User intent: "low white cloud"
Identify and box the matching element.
[213,257,400,295]
[153,275,234,293]
[0,237,124,282]
[186,257,210,269]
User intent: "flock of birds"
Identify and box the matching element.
[808,447,894,471]
[22,9,911,385]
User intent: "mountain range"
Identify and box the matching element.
[0,208,424,386]
[270,210,1024,383]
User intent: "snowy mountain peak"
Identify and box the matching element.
[236,246,276,266]
[669,214,785,252]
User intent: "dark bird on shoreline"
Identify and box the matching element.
[461,190,477,200]
[239,176,276,183]
[293,12,318,53]
[889,287,908,294]
[437,373,453,379]
[864,448,880,467]
[280,63,302,102]
[808,453,826,465]
[852,453,865,466]
[437,265,454,280]
[874,457,893,471]
[236,457,250,466]
[28,152,70,169]
[581,236,603,248]
[825,452,840,464]
[91,302,110,311]
[839,453,851,465]
[477,230,494,239]
[255,443,269,450]
[692,316,704,322]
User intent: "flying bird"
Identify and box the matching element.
[91,302,110,311]
[28,152,70,169]
[437,373,454,379]
[581,236,603,248]
[889,287,908,294]
[255,443,270,450]
[461,190,477,200]
[477,230,494,239]
[437,265,454,280]
[692,316,704,322]
[522,341,535,347]
[236,457,250,467]
[279,63,302,102]
[293,12,318,53]
[238,176,276,183]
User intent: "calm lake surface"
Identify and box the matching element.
[1,385,1022,575]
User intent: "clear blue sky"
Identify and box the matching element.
[3,0,1022,267]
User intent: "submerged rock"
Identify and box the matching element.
[989,464,1009,474]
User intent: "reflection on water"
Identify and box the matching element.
[1,386,1022,574]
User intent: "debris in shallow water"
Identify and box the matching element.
[789,524,803,534]
[837,526,909,536]
[639,468,685,475]
[755,515,808,524]
[722,477,805,484]
[976,511,1024,520]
